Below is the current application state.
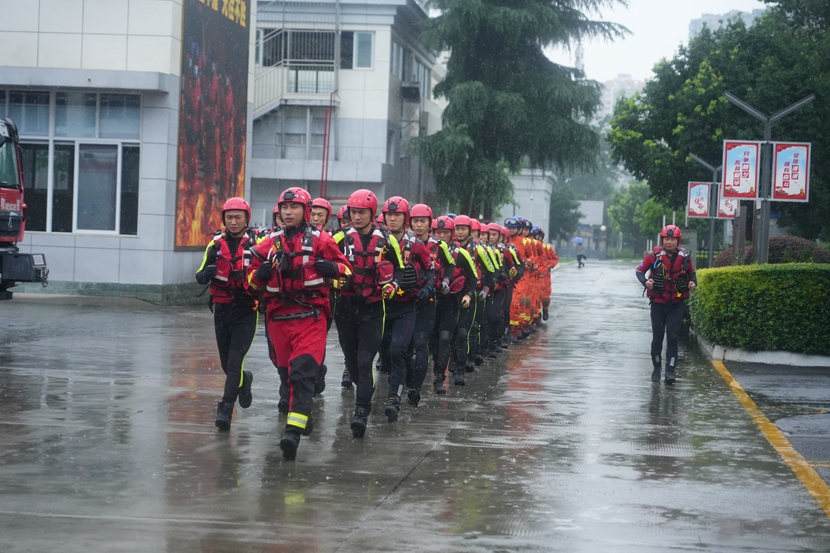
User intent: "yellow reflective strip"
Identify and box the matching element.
[387,234,406,268]
[286,412,309,429]
[196,241,215,275]
[712,361,830,520]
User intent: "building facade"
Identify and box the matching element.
[1,0,256,302]
[248,0,446,225]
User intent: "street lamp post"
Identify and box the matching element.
[723,92,815,264]
[689,153,721,268]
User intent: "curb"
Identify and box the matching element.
[693,333,830,368]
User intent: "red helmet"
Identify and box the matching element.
[278,187,312,222]
[661,225,682,241]
[500,225,508,237]
[432,215,455,232]
[337,205,350,220]
[409,204,433,221]
[222,197,251,224]
[470,218,481,232]
[382,196,410,224]
[453,215,473,228]
[311,197,332,217]
[347,189,379,219]
[486,222,501,234]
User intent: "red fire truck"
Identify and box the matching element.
[0,117,49,300]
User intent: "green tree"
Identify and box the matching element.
[412,0,627,219]
[607,183,651,249]
[608,5,830,240]
[548,184,583,241]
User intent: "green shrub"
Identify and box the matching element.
[742,235,830,264]
[688,264,830,355]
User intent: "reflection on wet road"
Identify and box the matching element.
[2,262,830,551]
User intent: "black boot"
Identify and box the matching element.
[465,361,476,373]
[341,367,352,389]
[651,366,661,382]
[215,401,233,431]
[665,366,676,385]
[314,364,327,395]
[277,397,289,415]
[351,406,370,438]
[542,308,549,321]
[433,377,446,395]
[384,397,401,422]
[238,371,253,409]
[407,389,421,407]
[474,354,484,366]
[280,428,301,460]
[453,368,466,386]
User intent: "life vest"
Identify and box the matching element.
[446,241,474,295]
[261,225,326,297]
[210,228,257,304]
[340,225,399,302]
[647,246,693,302]
[424,235,453,282]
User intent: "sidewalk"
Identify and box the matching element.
[2,261,830,551]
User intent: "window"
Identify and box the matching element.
[414,60,431,101]
[3,90,140,235]
[341,32,373,69]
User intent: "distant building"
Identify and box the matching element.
[689,9,765,39]
[598,74,644,121]
[505,169,551,237]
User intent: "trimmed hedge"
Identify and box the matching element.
[688,264,830,355]
[714,235,830,267]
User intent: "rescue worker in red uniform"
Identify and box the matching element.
[195,197,258,431]
[409,204,454,400]
[310,198,333,231]
[337,205,350,229]
[332,189,407,437]
[377,197,433,418]
[499,225,524,347]
[431,216,478,387]
[453,215,497,373]
[486,222,512,354]
[247,187,352,460]
[636,225,697,384]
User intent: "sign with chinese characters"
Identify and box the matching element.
[716,184,738,219]
[687,181,711,218]
[772,142,810,202]
[722,141,761,199]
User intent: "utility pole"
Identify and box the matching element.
[689,153,721,268]
[723,92,815,264]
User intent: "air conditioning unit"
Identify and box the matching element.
[401,82,420,101]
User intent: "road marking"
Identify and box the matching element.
[712,361,830,520]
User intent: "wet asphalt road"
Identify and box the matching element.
[2,261,830,552]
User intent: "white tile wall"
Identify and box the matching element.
[0,32,39,67]
[83,0,129,35]
[120,249,164,284]
[35,245,78,281]
[38,33,82,69]
[40,0,84,34]
[0,0,39,32]
[128,0,175,37]
[137,179,171,216]
[74,247,121,282]
[119,214,167,250]
[82,34,128,70]
[127,35,174,73]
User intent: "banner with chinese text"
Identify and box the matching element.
[716,184,738,219]
[722,141,760,200]
[175,0,251,249]
[772,142,810,202]
[686,181,711,218]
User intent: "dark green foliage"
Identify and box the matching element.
[689,264,830,354]
[548,185,582,241]
[715,235,830,266]
[608,5,830,240]
[713,245,753,267]
[412,0,627,218]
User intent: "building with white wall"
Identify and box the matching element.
[506,169,551,237]
[1,0,256,302]
[689,9,765,39]
[248,0,446,224]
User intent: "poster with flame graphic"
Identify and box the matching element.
[686,182,711,219]
[175,0,250,249]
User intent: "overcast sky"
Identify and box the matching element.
[548,0,769,83]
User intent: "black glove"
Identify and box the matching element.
[416,286,432,304]
[203,265,217,279]
[255,261,274,282]
[399,264,418,291]
[315,259,339,278]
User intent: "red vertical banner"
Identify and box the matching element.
[772,142,810,202]
[722,140,760,200]
[686,181,711,218]
[175,0,251,249]
[716,184,738,219]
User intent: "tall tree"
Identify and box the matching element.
[608,5,830,239]
[412,0,627,219]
